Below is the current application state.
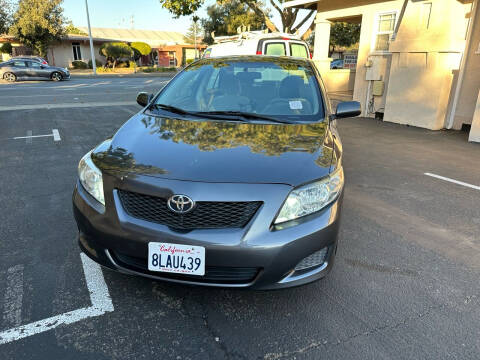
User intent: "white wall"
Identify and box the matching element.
[49,41,105,68]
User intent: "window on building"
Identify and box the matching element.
[168,51,176,66]
[72,42,82,61]
[374,13,397,51]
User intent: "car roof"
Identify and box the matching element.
[194,55,312,66]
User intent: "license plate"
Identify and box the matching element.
[148,242,205,276]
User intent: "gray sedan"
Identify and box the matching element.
[0,59,70,82]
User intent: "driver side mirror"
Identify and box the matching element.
[335,101,361,119]
[136,92,153,107]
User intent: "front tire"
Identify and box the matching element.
[51,72,62,81]
[3,72,16,82]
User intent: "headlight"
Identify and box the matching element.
[78,151,105,206]
[274,167,344,224]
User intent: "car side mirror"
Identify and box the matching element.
[335,101,361,119]
[136,92,153,107]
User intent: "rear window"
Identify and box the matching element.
[153,58,324,122]
[290,43,309,58]
[265,43,286,56]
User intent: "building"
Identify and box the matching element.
[285,0,480,143]
[1,27,206,69]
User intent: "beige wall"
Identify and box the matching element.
[49,41,105,68]
[452,0,480,130]
[313,1,404,116]
[323,69,356,93]
[384,0,470,130]
[469,90,480,142]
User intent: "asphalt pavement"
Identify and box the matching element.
[0,77,479,359]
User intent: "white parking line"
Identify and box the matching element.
[0,101,136,111]
[424,173,480,191]
[0,253,113,345]
[52,129,61,141]
[12,129,61,142]
[3,265,24,328]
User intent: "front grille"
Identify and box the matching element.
[118,190,262,230]
[111,251,260,284]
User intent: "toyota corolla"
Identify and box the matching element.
[73,56,361,289]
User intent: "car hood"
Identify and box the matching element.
[92,113,333,186]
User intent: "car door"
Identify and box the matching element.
[10,61,28,79]
[26,61,49,79]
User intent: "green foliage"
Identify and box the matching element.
[0,0,13,34]
[100,42,133,68]
[65,21,87,35]
[71,60,88,69]
[9,0,65,57]
[130,41,151,61]
[184,21,200,44]
[329,22,361,53]
[0,42,12,54]
[88,58,102,69]
[201,0,267,45]
[158,0,204,18]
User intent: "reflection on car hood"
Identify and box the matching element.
[92,114,333,186]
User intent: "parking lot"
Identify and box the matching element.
[0,77,479,359]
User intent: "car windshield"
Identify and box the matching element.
[152,57,325,122]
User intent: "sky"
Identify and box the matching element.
[62,0,312,35]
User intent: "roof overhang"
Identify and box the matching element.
[284,0,392,11]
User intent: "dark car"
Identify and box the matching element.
[0,60,70,82]
[73,56,361,289]
[331,59,344,69]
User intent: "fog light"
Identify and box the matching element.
[294,247,328,271]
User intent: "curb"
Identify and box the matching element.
[70,72,177,79]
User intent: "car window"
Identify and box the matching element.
[290,43,308,58]
[28,61,42,68]
[153,58,324,122]
[13,61,26,67]
[265,43,286,56]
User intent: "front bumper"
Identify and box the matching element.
[73,174,342,290]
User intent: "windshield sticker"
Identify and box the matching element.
[289,100,303,110]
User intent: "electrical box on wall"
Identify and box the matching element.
[365,57,385,81]
[372,80,385,96]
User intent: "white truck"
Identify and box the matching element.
[203,31,311,59]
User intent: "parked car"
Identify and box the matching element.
[73,55,361,290]
[330,59,344,69]
[11,55,48,65]
[203,31,311,59]
[0,60,70,82]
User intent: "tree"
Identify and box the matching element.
[130,41,152,61]
[9,0,65,57]
[0,42,12,54]
[201,0,267,45]
[159,0,315,37]
[100,42,133,68]
[329,22,361,55]
[0,0,13,34]
[65,21,87,36]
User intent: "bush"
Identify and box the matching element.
[115,60,130,68]
[88,59,102,69]
[0,43,12,55]
[71,60,88,69]
[185,58,195,65]
[142,66,176,73]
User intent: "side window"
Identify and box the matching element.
[13,61,26,67]
[265,42,286,56]
[290,43,308,58]
[28,61,41,68]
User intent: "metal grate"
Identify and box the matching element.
[111,251,260,284]
[118,190,262,230]
[294,247,328,271]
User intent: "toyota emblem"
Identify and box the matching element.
[167,194,195,214]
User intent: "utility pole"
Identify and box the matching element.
[85,0,96,75]
[193,16,199,59]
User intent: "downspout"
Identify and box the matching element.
[391,0,408,41]
[446,0,477,129]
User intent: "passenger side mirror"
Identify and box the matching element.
[136,92,153,107]
[335,101,361,119]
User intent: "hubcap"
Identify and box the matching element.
[53,73,61,81]
[5,73,14,82]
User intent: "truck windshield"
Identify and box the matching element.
[153,57,325,122]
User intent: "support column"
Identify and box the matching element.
[469,90,480,143]
[313,18,332,74]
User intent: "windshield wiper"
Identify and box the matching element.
[149,103,192,115]
[195,111,294,124]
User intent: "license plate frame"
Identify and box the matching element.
[147,242,205,276]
